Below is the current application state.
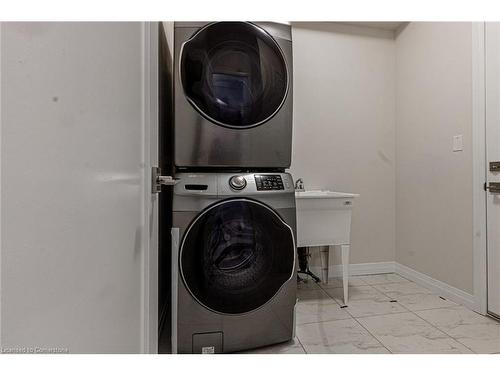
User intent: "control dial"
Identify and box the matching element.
[229,175,247,190]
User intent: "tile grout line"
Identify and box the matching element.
[297,296,396,354]
[304,277,460,317]
[297,281,344,354]
[341,282,408,354]
[350,314,394,354]
[371,284,423,296]
[327,279,403,354]
[352,280,477,353]
[296,316,354,327]
[337,280,413,316]
[298,275,485,354]
[294,335,308,354]
[355,309,475,354]
[412,310,478,353]
[319,278,419,321]
[295,308,420,326]
[299,280,397,353]
[346,310,410,319]
[367,279,466,314]
[296,274,500,354]
[323,276,459,354]
[297,285,356,328]
[368,282,448,313]
[408,305,463,313]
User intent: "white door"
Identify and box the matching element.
[486,22,500,318]
[0,22,158,353]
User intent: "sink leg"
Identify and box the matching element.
[341,244,350,305]
[319,246,330,283]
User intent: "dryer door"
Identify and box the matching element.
[180,198,295,315]
[180,22,289,129]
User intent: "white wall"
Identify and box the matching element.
[290,23,397,266]
[395,22,474,293]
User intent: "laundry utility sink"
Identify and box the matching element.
[295,190,359,200]
[295,189,359,302]
[295,190,359,248]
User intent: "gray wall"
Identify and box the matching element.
[395,22,474,293]
[290,23,397,266]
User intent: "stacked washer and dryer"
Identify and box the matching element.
[168,22,296,354]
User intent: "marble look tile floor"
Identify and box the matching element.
[243,273,500,354]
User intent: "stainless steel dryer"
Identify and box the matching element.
[174,22,293,169]
[171,172,297,353]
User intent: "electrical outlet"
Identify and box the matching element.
[453,135,463,152]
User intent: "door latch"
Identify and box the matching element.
[485,182,500,193]
[152,167,179,193]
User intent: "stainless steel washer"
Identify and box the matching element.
[171,172,297,353]
[173,22,293,169]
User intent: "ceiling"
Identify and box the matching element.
[341,22,407,31]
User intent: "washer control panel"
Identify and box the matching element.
[255,175,284,191]
[174,173,295,199]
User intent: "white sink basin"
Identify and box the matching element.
[295,190,359,247]
[295,190,359,199]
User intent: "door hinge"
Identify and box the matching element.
[485,181,500,193]
[152,167,179,193]
[490,161,500,172]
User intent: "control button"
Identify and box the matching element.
[229,175,247,190]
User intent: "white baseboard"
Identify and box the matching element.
[394,262,476,310]
[308,261,395,278]
[307,260,476,311]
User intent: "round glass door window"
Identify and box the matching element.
[180,199,295,314]
[180,22,289,128]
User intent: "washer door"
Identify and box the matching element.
[180,199,295,315]
[180,22,289,129]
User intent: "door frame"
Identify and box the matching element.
[141,21,159,353]
[472,21,488,315]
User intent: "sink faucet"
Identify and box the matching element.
[295,178,305,191]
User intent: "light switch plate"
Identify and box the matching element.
[453,135,463,152]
